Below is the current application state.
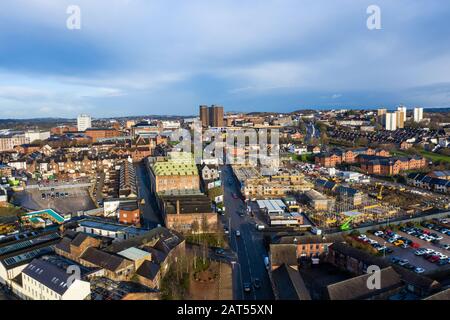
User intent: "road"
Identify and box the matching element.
[305,121,320,143]
[135,162,164,229]
[220,165,274,300]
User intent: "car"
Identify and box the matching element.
[403,263,415,270]
[388,238,396,244]
[442,244,450,250]
[411,242,421,249]
[390,256,401,264]
[377,246,387,252]
[224,227,229,234]
[253,278,261,289]
[235,230,241,237]
[215,248,225,255]
[357,234,367,240]
[394,240,404,247]
[428,255,441,263]
[401,243,409,249]
[414,249,426,256]
[414,267,425,274]
[398,259,409,266]
[438,259,449,266]
[243,283,252,293]
[374,231,384,237]
[419,234,427,240]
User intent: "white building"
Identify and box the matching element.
[19,258,91,300]
[77,114,92,131]
[414,107,423,123]
[25,130,50,143]
[384,112,397,131]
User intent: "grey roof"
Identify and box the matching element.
[326,267,403,300]
[272,264,311,300]
[22,258,71,295]
[136,260,161,281]
[81,247,131,272]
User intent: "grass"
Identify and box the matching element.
[393,149,450,164]
[290,153,314,163]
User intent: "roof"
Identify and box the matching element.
[256,199,286,213]
[118,247,151,261]
[326,267,403,300]
[81,247,131,272]
[272,264,311,300]
[424,288,450,300]
[22,258,72,295]
[270,244,298,267]
[136,260,161,280]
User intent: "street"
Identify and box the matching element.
[220,165,274,300]
[135,162,164,229]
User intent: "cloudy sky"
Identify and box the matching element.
[0,0,449,118]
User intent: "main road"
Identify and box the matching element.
[220,165,274,300]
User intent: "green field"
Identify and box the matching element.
[393,149,450,164]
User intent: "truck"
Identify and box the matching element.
[311,227,322,235]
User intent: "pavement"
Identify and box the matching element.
[220,165,274,300]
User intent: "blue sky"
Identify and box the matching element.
[0,0,449,118]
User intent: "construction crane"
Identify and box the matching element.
[377,185,384,200]
[340,216,355,231]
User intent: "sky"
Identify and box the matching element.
[0,0,449,118]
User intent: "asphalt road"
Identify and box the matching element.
[135,162,164,229]
[220,165,274,300]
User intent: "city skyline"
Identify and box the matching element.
[0,0,450,118]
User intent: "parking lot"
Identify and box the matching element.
[362,219,450,275]
[12,186,96,215]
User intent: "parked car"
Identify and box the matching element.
[374,231,384,237]
[398,259,409,266]
[414,267,425,274]
[243,283,252,293]
[253,278,261,289]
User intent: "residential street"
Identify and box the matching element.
[220,165,274,300]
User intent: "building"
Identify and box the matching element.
[384,112,397,131]
[77,114,92,131]
[199,105,224,128]
[0,188,7,205]
[396,106,406,129]
[148,152,200,194]
[377,108,387,117]
[76,218,148,240]
[414,107,424,123]
[304,189,333,211]
[85,128,121,142]
[199,105,209,127]
[272,234,343,260]
[0,132,29,152]
[19,257,91,300]
[256,199,304,226]
[0,231,61,287]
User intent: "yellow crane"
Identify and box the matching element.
[377,185,384,200]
